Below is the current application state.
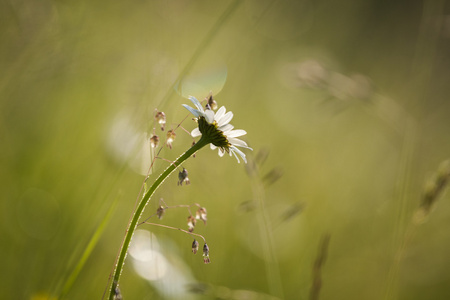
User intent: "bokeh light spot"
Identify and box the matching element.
[175,57,227,99]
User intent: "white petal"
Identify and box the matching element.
[205,110,215,124]
[191,128,202,137]
[189,96,204,113]
[217,111,233,127]
[182,104,201,118]
[218,148,225,157]
[229,149,241,163]
[210,144,217,150]
[218,124,234,133]
[214,106,226,122]
[230,146,247,163]
[228,138,251,149]
[226,129,247,138]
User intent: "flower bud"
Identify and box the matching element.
[166,130,176,149]
[196,207,207,225]
[155,110,166,131]
[187,215,196,232]
[156,206,165,219]
[114,285,123,300]
[178,168,190,186]
[205,93,218,110]
[202,243,211,264]
[192,239,199,254]
[150,135,159,148]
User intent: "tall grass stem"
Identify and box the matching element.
[107,137,208,300]
[250,169,285,298]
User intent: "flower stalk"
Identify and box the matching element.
[108,136,209,300]
[108,94,251,299]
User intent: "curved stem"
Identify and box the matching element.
[108,137,208,300]
[144,222,207,243]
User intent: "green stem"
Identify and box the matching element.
[108,137,208,300]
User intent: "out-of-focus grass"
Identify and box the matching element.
[1,0,450,299]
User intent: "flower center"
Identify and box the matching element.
[198,116,231,150]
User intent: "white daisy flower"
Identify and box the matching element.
[182,96,252,163]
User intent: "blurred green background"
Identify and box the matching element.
[2,0,450,299]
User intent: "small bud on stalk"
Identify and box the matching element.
[156,206,165,219]
[187,215,196,232]
[202,243,211,264]
[178,168,190,186]
[192,239,199,254]
[166,130,176,149]
[150,135,159,148]
[155,110,166,131]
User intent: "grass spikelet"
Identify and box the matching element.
[414,159,450,224]
[309,234,331,300]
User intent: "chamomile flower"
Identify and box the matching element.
[182,96,252,163]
